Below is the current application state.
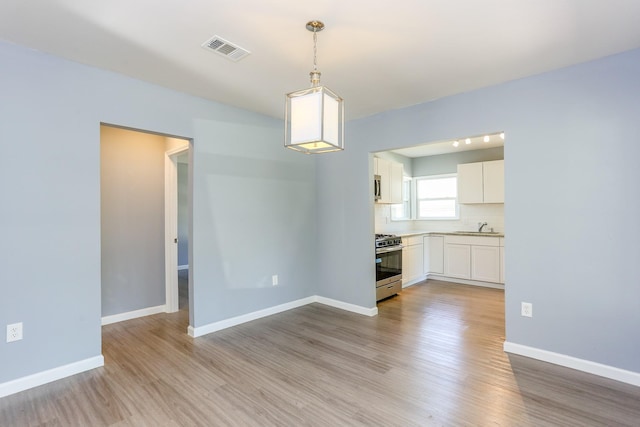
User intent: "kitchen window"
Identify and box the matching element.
[415,174,458,219]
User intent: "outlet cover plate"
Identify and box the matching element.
[521,302,533,318]
[7,322,23,342]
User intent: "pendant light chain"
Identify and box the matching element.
[313,28,318,72]
[307,21,323,88]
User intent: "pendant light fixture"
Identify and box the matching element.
[285,20,344,154]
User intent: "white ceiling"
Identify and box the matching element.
[2,1,640,121]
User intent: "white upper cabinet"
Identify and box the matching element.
[483,160,504,203]
[457,160,504,204]
[375,156,403,204]
[389,162,403,204]
[457,162,484,203]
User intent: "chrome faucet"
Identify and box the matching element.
[478,222,488,232]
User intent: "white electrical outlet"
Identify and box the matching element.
[521,302,533,318]
[272,275,279,286]
[7,322,23,343]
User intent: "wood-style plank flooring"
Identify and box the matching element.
[2,277,639,426]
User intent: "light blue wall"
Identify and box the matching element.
[0,41,317,384]
[317,48,640,373]
[189,120,317,327]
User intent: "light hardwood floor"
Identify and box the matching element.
[2,279,639,426]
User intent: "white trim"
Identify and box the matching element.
[164,145,188,314]
[177,265,189,271]
[101,305,166,326]
[427,274,504,290]
[0,356,104,398]
[314,296,378,317]
[164,151,180,313]
[504,341,640,387]
[188,296,315,337]
[402,276,426,288]
[165,145,189,157]
[188,295,377,338]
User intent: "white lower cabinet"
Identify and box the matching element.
[424,235,444,275]
[402,235,424,286]
[471,245,500,283]
[444,235,503,284]
[402,233,503,286]
[444,244,471,279]
[500,238,505,284]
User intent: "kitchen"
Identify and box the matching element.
[374,132,505,301]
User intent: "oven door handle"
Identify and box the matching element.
[375,245,404,254]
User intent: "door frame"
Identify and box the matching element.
[165,145,189,313]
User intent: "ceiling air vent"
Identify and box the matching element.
[201,36,250,62]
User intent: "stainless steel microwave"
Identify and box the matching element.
[374,174,381,201]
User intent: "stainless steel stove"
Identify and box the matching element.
[375,234,402,249]
[375,234,403,301]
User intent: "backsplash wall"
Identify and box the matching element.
[375,203,504,235]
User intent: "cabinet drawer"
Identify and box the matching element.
[444,235,499,246]
[402,235,424,246]
[376,281,401,301]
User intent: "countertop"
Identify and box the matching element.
[396,231,505,238]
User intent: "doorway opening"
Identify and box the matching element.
[372,131,505,293]
[100,123,191,329]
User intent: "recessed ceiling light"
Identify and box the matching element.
[483,135,490,142]
[453,140,459,147]
[465,138,471,145]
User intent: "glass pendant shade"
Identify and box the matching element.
[285,85,344,154]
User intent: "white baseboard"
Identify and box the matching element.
[189,296,316,337]
[101,305,166,326]
[4,295,376,398]
[177,265,189,271]
[504,341,640,387]
[402,277,425,288]
[188,295,377,338]
[427,274,504,290]
[0,356,104,398]
[314,296,378,317]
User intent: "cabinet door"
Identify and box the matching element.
[471,245,500,283]
[402,244,423,285]
[376,157,391,203]
[424,236,444,274]
[483,160,504,203]
[500,246,505,284]
[445,244,471,279]
[457,162,483,204]
[389,162,404,204]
